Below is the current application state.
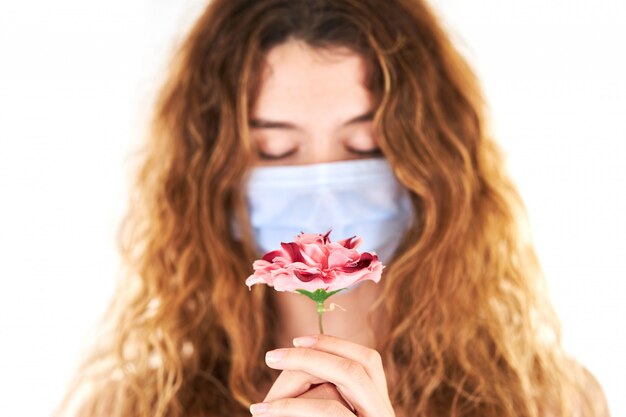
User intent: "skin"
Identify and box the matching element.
[248,39,397,416]
[245,38,611,417]
[249,39,382,167]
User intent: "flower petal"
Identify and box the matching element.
[280,241,312,264]
[336,252,375,272]
[261,250,283,263]
[336,235,362,249]
[294,270,323,282]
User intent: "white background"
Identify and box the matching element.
[0,1,624,416]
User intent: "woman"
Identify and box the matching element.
[53,0,610,416]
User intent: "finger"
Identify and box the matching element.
[297,382,354,412]
[264,347,390,416]
[291,334,389,394]
[250,397,355,417]
[263,369,327,402]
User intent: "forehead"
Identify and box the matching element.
[251,40,373,123]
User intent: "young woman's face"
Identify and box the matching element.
[249,39,382,166]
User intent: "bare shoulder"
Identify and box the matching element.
[539,360,610,417]
[575,362,611,417]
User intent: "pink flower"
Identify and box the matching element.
[245,229,385,293]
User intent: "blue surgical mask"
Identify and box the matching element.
[232,157,415,289]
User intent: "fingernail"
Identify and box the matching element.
[293,336,317,347]
[250,402,270,414]
[265,349,286,363]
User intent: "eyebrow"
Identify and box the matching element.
[249,109,375,131]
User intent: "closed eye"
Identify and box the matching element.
[347,146,384,157]
[257,146,383,160]
[258,148,298,160]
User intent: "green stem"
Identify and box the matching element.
[317,301,324,335]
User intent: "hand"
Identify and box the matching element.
[295,382,354,410]
[250,334,396,417]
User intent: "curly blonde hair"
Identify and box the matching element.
[53,0,609,416]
